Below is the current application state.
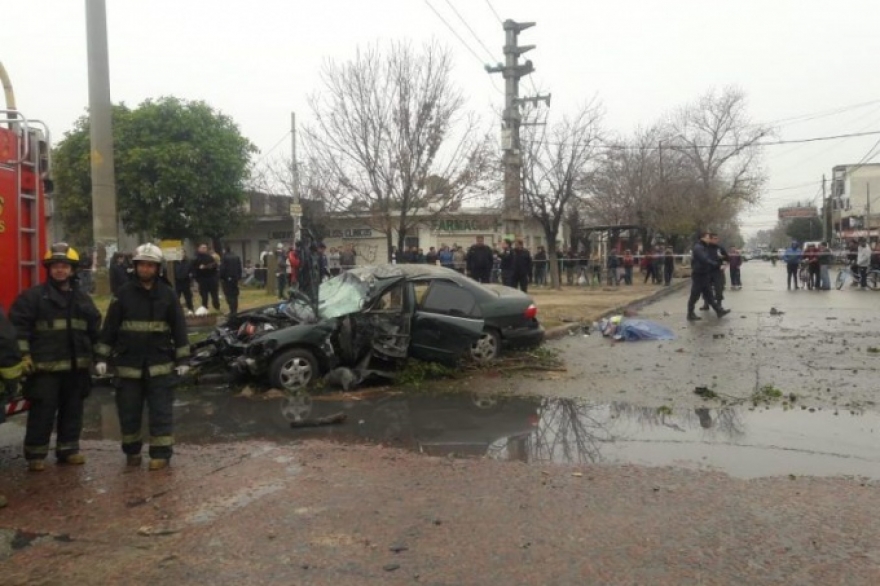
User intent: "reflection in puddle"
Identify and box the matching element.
[7,387,877,480]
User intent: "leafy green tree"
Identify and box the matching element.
[53,97,256,245]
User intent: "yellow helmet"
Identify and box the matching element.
[43,242,80,268]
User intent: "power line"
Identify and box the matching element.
[529,129,880,151]
[255,131,291,164]
[760,98,880,129]
[422,0,487,67]
[483,0,503,24]
[422,0,503,95]
[442,0,499,63]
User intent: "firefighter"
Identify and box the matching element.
[0,308,24,507]
[9,243,101,471]
[95,243,190,470]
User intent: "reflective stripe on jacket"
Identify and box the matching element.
[9,283,100,372]
[96,280,189,379]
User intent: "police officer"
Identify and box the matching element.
[9,243,101,471]
[95,244,190,470]
[700,233,729,312]
[0,308,23,507]
[687,232,731,321]
[219,246,243,317]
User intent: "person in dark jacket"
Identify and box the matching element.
[498,240,514,286]
[700,234,728,311]
[687,232,730,321]
[219,247,243,317]
[606,252,619,286]
[663,248,675,286]
[0,307,23,507]
[194,243,220,311]
[466,236,494,283]
[109,252,130,296]
[510,239,533,292]
[727,247,743,290]
[533,246,548,286]
[173,250,195,313]
[10,243,101,470]
[95,243,189,470]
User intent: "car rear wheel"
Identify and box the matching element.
[470,329,501,363]
[269,348,319,392]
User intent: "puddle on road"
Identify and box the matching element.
[6,387,880,480]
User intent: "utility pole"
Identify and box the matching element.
[487,20,548,239]
[868,183,872,244]
[289,112,301,246]
[85,0,118,294]
[822,174,828,243]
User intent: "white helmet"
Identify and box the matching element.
[133,243,164,264]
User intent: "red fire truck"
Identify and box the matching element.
[1,63,52,420]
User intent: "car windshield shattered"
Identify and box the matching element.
[316,266,405,320]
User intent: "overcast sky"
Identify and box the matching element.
[5,0,880,236]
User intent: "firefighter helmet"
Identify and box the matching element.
[132,243,164,265]
[42,242,80,268]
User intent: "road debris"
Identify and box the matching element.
[289,412,347,428]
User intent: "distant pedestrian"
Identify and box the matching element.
[510,239,532,292]
[783,241,802,290]
[857,238,871,289]
[622,250,634,285]
[194,243,221,311]
[466,236,494,283]
[818,242,832,290]
[727,247,742,290]
[173,250,195,314]
[663,248,675,286]
[219,247,243,317]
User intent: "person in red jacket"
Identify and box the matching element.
[287,246,301,287]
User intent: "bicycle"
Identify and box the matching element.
[836,265,880,290]
[797,263,813,290]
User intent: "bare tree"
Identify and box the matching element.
[521,101,603,289]
[303,42,493,259]
[248,153,348,241]
[664,87,771,230]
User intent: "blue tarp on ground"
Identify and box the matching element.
[598,316,676,341]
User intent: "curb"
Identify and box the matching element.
[543,280,689,341]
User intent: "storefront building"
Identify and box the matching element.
[224,194,562,266]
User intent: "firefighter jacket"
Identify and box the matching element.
[9,282,101,373]
[0,307,22,382]
[96,279,189,379]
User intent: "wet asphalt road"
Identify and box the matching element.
[496,261,880,410]
[4,260,880,584]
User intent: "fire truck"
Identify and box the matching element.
[1,62,52,420]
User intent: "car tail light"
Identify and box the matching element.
[524,304,538,319]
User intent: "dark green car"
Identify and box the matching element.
[194,265,543,391]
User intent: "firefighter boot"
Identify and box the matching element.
[126,454,143,467]
[148,458,169,471]
[59,454,86,466]
[27,460,46,472]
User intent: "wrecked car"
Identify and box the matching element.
[190,264,544,391]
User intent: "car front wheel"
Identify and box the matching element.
[269,348,319,391]
[470,329,501,363]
